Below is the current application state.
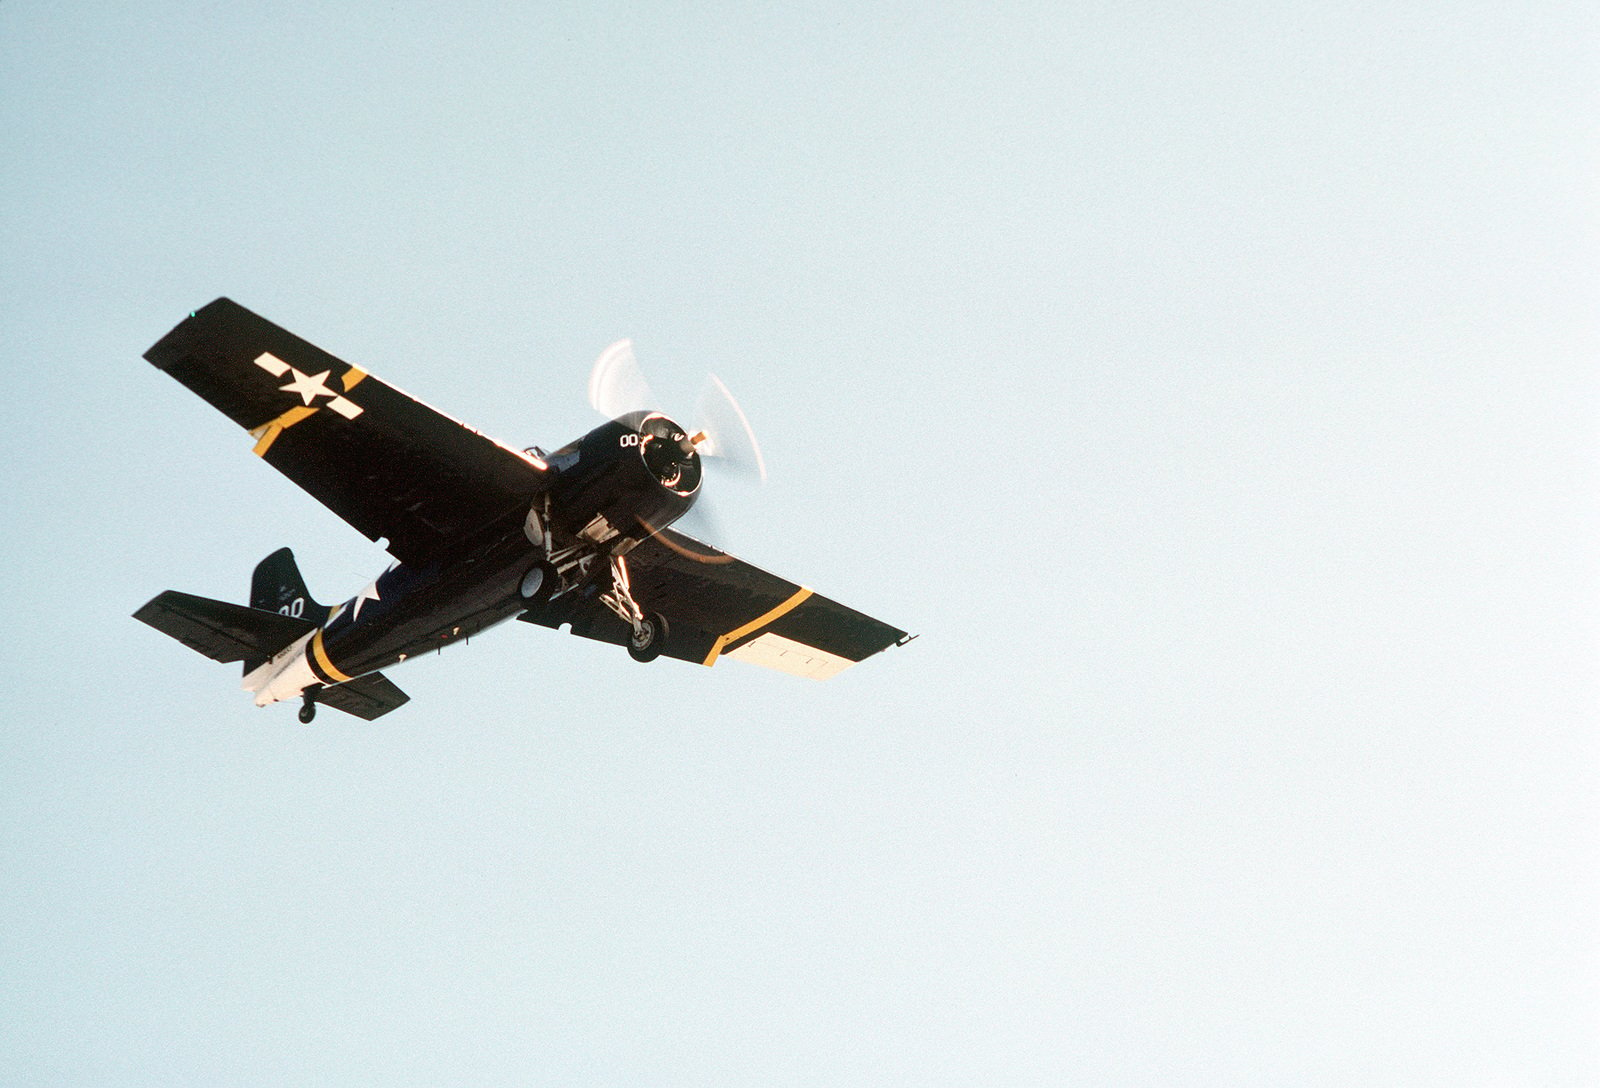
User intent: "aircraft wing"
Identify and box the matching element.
[518,528,908,679]
[144,298,547,565]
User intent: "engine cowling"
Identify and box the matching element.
[537,412,701,551]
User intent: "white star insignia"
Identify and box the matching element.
[280,367,337,406]
[253,353,365,420]
[352,578,382,620]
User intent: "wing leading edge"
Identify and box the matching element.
[144,298,547,565]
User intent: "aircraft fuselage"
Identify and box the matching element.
[243,512,533,707]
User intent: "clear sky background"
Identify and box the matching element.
[2,2,1596,1084]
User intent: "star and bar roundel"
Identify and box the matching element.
[248,352,366,455]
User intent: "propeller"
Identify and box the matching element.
[587,338,766,561]
[587,339,767,482]
[694,373,767,483]
[587,338,657,420]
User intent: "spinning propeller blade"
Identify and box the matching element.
[693,373,767,482]
[587,339,657,420]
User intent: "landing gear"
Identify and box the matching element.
[599,554,668,663]
[298,692,317,724]
[534,538,669,663]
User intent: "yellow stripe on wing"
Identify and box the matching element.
[702,587,813,667]
[249,405,318,456]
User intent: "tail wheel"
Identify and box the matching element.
[628,611,668,663]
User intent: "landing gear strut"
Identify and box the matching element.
[299,690,317,724]
[599,554,668,662]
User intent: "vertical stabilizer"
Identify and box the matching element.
[250,547,331,626]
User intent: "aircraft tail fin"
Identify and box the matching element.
[136,551,409,720]
[250,547,331,626]
[132,549,332,678]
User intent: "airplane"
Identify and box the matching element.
[134,298,909,722]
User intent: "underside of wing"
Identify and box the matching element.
[317,672,410,721]
[134,590,314,665]
[519,528,908,679]
[144,298,548,565]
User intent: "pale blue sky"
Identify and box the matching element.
[3,2,1596,1084]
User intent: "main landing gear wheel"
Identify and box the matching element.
[628,611,668,663]
[299,695,317,724]
[519,560,558,605]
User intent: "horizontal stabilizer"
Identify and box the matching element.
[317,672,409,721]
[134,590,314,664]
